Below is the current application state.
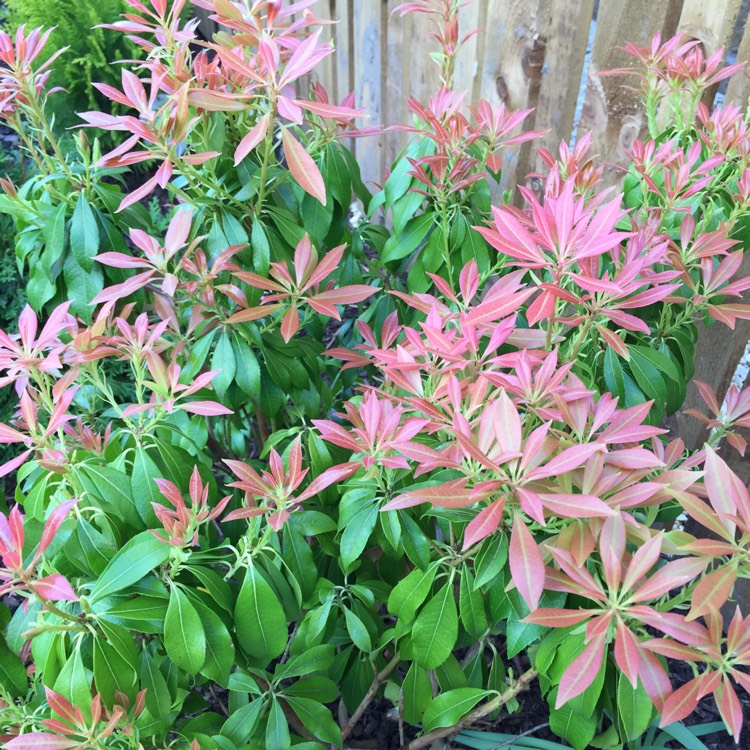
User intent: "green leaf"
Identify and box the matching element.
[473,535,508,590]
[326,143,352,208]
[232,333,261,399]
[63,253,103,323]
[459,564,487,638]
[77,517,115,575]
[194,600,234,685]
[549,703,597,750]
[628,348,666,407]
[93,636,137,706]
[603,346,625,401]
[284,676,339,702]
[0,636,28,697]
[401,662,431,725]
[251,219,271,277]
[338,491,378,570]
[54,643,92,718]
[181,329,216,382]
[101,595,168,633]
[381,212,435,263]
[43,203,67,263]
[211,331,236,401]
[343,607,372,651]
[458,215,490,273]
[220,697,266,746]
[275,645,334,681]
[164,586,206,675]
[422,688,490,732]
[284,695,343,747]
[412,581,458,669]
[235,563,288,662]
[617,672,653,741]
[188,565,233,611]
[387,563,437,624]
[70,193,99,272]
[79,465,139,527]
[139,650,171,721]
[265,698,290,749]
[130,446,161,525]
[90,532,170,603]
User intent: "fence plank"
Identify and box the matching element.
[383,1,412,173]
[352,1,385,189]
[474,1,548,195]
[676,0,741,56]
[454,1,482,101]
[577,0,683,189]
[518,0,595,198]
[725,21,750,106]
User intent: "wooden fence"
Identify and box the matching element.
[197,0,750,449]
[196,0,750,607]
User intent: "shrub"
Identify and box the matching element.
[2,0,140,134]
[0,2,750,749]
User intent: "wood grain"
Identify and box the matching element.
[577,0,682,189]
[352,1,385,189]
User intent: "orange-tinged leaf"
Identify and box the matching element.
[556,631,607,708]
[523,608,593,628]
[462,498,505,550]
[717,678,743,743]
[614,620,641,687]
[280,305,300,342]
[660,671,720,727]
[688,565,737,621]
[281,127,326,205]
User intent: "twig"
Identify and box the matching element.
[404,667,539,750]
[342,650,401,740]
[209,684,228,717]
[490,723,549,749]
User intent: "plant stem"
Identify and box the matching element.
[342,650,401,739]
[404,667,538,750]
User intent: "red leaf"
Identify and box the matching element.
[280,305,300,342]
[462,499,505,550]
[509,514,545,611]
[660,673,715,726]
[281,128,326,205]
[225,304,283,324]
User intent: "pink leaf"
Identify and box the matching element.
[234,113,270,165]
[91,270,155,305]
[509,514,545,611]
[462,499,505,550]
[33,574,78,601]
[178,401,234,416]
[281,306,300,342]
[556,631,607,707]
[5,734,78,750]
[281,128,326,205]
[39,500,78,555]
